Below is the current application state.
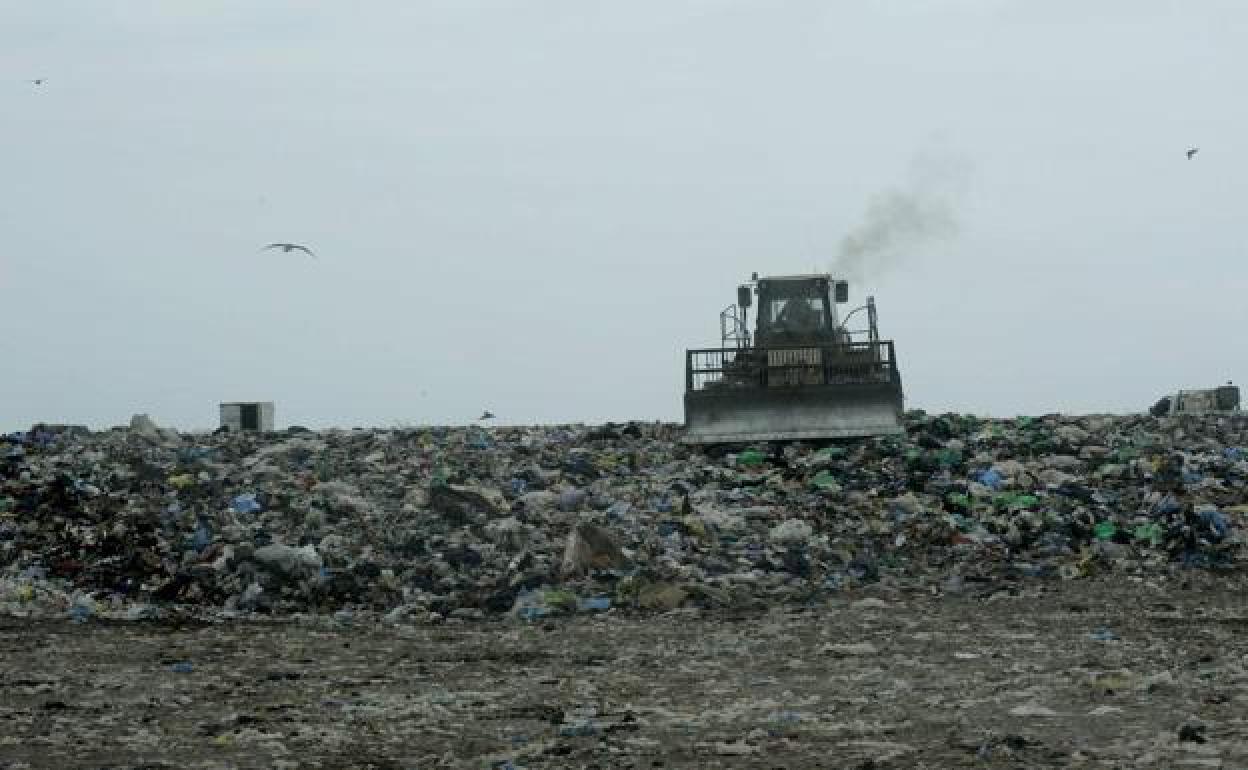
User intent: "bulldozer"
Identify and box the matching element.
[683,273,904,443]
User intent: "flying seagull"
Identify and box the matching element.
[479,411,495,420]
[1186,147,1199,160]
[263,242,316,258]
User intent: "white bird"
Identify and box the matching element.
[263,242,316,258]
[1186,147,1199,160]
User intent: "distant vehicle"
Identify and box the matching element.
[1150,384,1240,417]
[682,272,904,443]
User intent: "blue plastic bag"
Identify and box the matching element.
[231,493,262,514]
[1200,509,1230,540]
[977,468,1003,490]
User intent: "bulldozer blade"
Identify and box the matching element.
[682,382,904,444]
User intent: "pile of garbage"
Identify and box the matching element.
[2,412,1245,621]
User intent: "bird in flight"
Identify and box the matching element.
[29,79,46,86]
[263,242,316,258]
[479,411,495,420]
[1186,147,1199,160]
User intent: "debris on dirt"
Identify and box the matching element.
[4,577,1246,767]
[1179,722,1209,743]
[4,412,1248,766]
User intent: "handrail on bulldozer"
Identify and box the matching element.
[686,341,899,393]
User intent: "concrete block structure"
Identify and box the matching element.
[219,402,275,432]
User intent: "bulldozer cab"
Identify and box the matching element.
[754,276,847,347]
[683,272,903,444]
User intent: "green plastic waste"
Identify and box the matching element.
[1094,521,1117,540]
[1113,447,1140,464]
[946,492,972,511]
[1133,523,1163,545]
[541,589,578,612]
[994,493,1039,511]
[737,449,765,467]
[811,470,839,491]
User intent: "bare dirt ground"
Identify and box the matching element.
[2,574,1246,769]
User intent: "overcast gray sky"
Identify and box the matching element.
[2,1,1245,430]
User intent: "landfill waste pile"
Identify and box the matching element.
[1,412,1246,623]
